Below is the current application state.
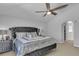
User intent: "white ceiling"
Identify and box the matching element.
[0,3,78,22]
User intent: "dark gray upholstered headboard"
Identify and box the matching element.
[9,27,38,32]
[9,27,40,38]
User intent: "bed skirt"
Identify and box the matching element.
[25,43,57,56]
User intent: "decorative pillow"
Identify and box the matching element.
[31,32,37,38]
[26,32,32,38]
[26,32,37,38]
[16,32,26,38]
[16,32,37,40]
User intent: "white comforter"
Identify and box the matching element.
[14,36,56,56]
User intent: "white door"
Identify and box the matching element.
[66,21,74,41]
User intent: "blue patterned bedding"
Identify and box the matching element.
[0,40,12,53]
[14,36,56,56]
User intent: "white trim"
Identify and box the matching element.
[73,44,79,47]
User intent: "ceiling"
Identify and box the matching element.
[0,3,78,22]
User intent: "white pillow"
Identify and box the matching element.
[31,32,37,38]
[26,32,32,38]
[16,32,37,39]
[16,32,26,38]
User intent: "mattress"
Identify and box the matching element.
[14,36,56,56]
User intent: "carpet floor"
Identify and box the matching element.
[46,40,79,56]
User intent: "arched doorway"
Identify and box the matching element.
[63,21,74,42]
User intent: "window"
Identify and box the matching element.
[67,21,73,32]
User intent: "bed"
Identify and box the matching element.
[9,27,57,56]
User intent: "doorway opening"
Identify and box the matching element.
[63,21,74,43]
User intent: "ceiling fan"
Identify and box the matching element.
[35,3,68,17]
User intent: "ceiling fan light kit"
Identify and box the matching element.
[47,12,51,15]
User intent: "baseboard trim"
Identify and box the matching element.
[73,44,79,47]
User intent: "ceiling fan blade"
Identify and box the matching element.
[50,4,68,11]
[35,11,47,13]
[51,12,57,15]
[46,3,50,10]
[43,13,47,17]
